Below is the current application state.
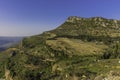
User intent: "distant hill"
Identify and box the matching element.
[50,16,120,38]
[0,37,23,51]
[0,16,120,80]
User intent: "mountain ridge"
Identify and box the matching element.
[66,16,120,22]
[47,16,120,39]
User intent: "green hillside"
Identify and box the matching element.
[0,16,120,80]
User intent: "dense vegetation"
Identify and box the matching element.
[0,16,120,80]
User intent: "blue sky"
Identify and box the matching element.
[0,0,120,36]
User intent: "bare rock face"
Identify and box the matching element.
[66,16,83,22]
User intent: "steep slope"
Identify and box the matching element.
[0,16,120,80]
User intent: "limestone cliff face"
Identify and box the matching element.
[66,16,83,22]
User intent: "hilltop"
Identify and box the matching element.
[0,16,120,80]
[50,16,120,37]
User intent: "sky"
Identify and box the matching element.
[0,0,120,36]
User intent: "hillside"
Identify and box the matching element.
[0,16,120,80]
[51,16,120,37]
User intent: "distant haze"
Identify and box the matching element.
[0,0,120,36]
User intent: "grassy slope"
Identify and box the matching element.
[46,38,108,56]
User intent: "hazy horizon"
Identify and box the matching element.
[0,0,120,36]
